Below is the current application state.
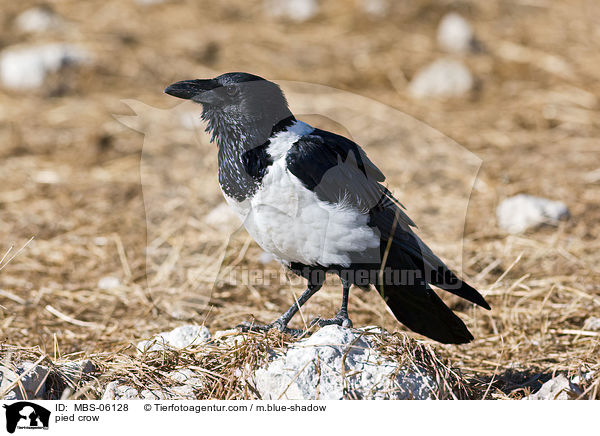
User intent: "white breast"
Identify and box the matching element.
[222,121,380,267]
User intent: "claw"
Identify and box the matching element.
[310,313,353,328]
[237,320,304,337]
[237,321,271,333]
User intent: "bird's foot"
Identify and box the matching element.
[310,312,353,328]
[237,320,304,337]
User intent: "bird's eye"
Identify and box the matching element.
[225,86,237,97]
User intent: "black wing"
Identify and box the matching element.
[286,128,415,226]
[285,128,490,310]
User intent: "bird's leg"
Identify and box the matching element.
[238,279,323,337]
[311,279,353,328]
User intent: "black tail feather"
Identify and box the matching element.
[371,206,491,311]
[431,273,491,310]
[377,283,474,344]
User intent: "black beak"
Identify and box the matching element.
[164,79,220,101]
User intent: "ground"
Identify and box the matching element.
[0,0,599,399]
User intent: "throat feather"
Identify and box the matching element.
[205,110,296,202]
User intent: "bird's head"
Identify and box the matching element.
[165,72,293,148]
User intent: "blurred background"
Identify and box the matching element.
[0,0,599,397]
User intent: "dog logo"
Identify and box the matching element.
[3,402,50,433]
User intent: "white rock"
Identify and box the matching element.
[138,387,194,399]
[496,194,570,234]
[524,375,580,400]
[33,170,60,184]
[102,381,141,400]
[167,369,204,395]
[136,0,167,5]
[437,12,476,54]
[584,168,600,184]
[98,276,121,290]
[15,7,63,33]
[571,371,595,386]
[167,369,203,386]
[102,381,197,400]
[264,0,319,22]
[473,178,489,193]
[137,325,211,353]
[253,325,437,400]
[409,58,474,99]
[0,361,49,400]
[258,251,275,264]
[213,329,238,340]
[157,385,197,399]
[213,330,250,348]
[362,0,388,17]
[0,43,89,90]
[203,202,242,232]
[213,329,243,346]
[583,317,600,331]
[93,236,108,246]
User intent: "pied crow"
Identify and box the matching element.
[165,72,490,344]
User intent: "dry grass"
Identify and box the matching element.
[0,0,599,399]
[21,329,480,400]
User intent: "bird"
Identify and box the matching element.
[164,72,490,344]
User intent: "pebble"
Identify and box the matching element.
[264,0,319,22]
[437,12,478,54]
[409,58,474,98]
[496,194,570,234]
[0,43,89,90]
[98,276,121,290]
[15,7,63,33]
